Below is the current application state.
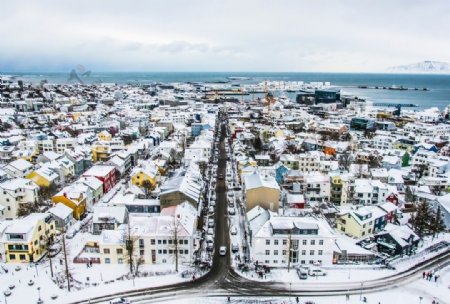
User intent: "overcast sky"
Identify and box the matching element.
[0,0,449,72]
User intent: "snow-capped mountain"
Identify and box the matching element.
[388,61,450,73]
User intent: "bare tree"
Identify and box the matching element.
[169,215,183,273]
[141,180,153,198]
[61,229,71,291]
[121,221,139,274]
[196,161,208,182]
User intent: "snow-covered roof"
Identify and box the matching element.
[83,165,115,177]
[437,194,450,214]
[244,172,280,191]
[48,203,73,219]
[93,206,127,224]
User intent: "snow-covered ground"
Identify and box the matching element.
[0,260,197,304]
[161,265,450,304]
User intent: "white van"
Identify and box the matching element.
[308,267,327,276]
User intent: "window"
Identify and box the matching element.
[163,240,167,245]
[151,239,155,245]
[9,254,16,260]
[266,240,270,245]
[265,250,270,256]
[139,239,144,247]
[168,240,173,245]
[265,260,270,264]
[282,250,287,255]
[118,258,123,264]
[19,254,26,260]
[116,248,123,254]
[310,250,315,255]
[179,240,183,245]
[301,250,306,255]
[274,240,279,245]
[158,240,162,244]
[169,250,173,254]
[273,260,278,264]
[103,249,110,254]
[140,249,144,256]
[158,250,162,254]
[162,259,167,263]
[163,250,167,254]
[184,250,188,254]
[184,240,188,245]
[302,240,307,245]
[105,258,111,264]
[282,240,287,245]
[274,250,278,255]
[318,250,323,255]
[301,260,305,265]
[319,240,324,245]
[310,240,315,245]
[309,260,314,264]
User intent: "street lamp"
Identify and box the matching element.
[290,282,292,300]
[37,287,43,304]
[360,282,363,301]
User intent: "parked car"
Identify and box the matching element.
[207,228,214,235]
[4,290,11,297]
[308,267,327,276]
[208,206,214,214]
[219,246,227,256]
[207,242,214,251]
[230,226,237,235]
[296,267,308,279]
[231,243,239,253]
[208,219,215,228]
[228,209,236,215]
[181,269,196,278]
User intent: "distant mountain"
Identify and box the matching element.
[388,61,450,73]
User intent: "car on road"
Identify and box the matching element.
[208,206,214,214]
[207,228,214,235]
[230,226,237,235]
[210,200,216,207]
[3,290,11,297]
[228,208,236,215]
[109,298,130,304]
[218,174,224,180]
[219,246,227,256]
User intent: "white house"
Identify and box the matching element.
[250,215,336,267]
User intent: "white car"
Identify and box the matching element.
[230,226,237,235]
[207,228,214,235]
[109,298,130,304]
[219,246,227,256]
[308,267,327,276]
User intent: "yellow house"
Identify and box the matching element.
[330,175,343,205]
[131,169,157,189]
[26,167,59,188]
[52,188,87,220]
[3,213,56,263]
[92,143,112,163]
[244,173,280,212]
[336,209,374,238]
[97,130,112,142]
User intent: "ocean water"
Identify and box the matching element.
[5,72,450,109]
